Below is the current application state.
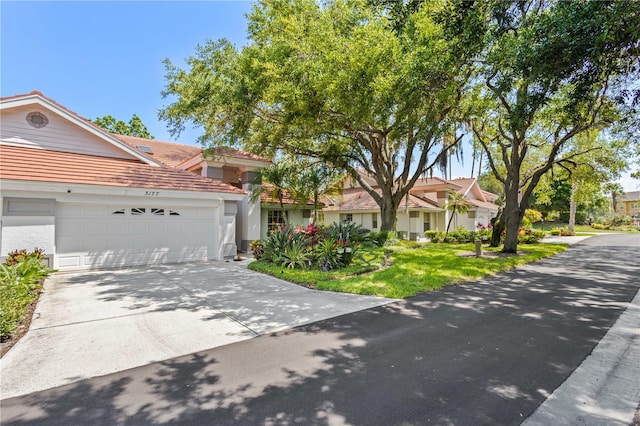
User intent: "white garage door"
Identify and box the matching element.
[56,203,219,270]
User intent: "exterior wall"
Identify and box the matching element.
[0,184,226,270]
[0,106,137,160]
[259,207,313,239]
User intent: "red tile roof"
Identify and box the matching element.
[260,183,316,206]
[324,188,440,211]
[0,145,246,195]
[114,134,271,168]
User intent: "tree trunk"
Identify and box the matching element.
[380,197,398,234]
[568,182,578,233]
[502,184,522,254]
[445,206,456,234]
[490,210,503,247]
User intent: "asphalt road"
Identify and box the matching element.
[2,234,639,425]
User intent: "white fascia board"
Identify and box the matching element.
[0,95,162,166]
[206,157,271,171]
[0,180,246,203]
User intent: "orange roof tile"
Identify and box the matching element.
[324,188,440,211]
[113,134,272,168]
[260,183,315,206]
[0,145,246,195]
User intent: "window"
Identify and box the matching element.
[169,210,181,216]
[268,210,287,232]
[151,208,165,216]
[341,213,353,223]
[423,213,430,232]
[372,213,378,229]
[302,209,311,219]
[131,208,146,215]
[112,209,125,215]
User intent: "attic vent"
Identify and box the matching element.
[137,145,154,155]
[26,111,49,129]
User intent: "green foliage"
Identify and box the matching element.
[278,238,313,270]
[524,209,543,226]
[92,114,153,138]
[594,214,633,229]
[160,0,487,232]
[249,240,264,260]
[314,238,342,271]
[1,249,54,340]
[323,222,370,245]
[368,230,392,247]
[559,211,588,225]
[518,228,546,244]
[424,230,442,242]
[258,242,567,298]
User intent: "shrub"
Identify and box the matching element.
[369,231,391,247]
[424,230,442,242]
[1,248,53,340]
[559,227,575,236]
[524,209,543,225]
[559,211,588,224]
[249,240,264,260]
[277,238,312,269]
[518,228,546,244]
[324,222,369,245]
[449,226,473,243]
[549,227,562,236]
[314,238,341,271]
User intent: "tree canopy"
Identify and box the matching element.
[468,0,639,252]
[159,0,486,232]
[92,114,154,139]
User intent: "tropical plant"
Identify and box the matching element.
[278,238,313,270]
[314,238,342,271]
[1,248,53,340]
[444,192,470,234]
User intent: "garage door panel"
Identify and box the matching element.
[56,203,219,270]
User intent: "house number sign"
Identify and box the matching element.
[145,191,160,196]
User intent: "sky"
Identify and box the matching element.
[1,1,638,192]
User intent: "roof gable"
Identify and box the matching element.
[0,92,159,165]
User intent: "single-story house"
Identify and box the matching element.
[323,172,499,239]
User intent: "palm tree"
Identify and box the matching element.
[293,161,345,223]
[444,192,471,234]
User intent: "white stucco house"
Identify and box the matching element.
[323,172,499,239]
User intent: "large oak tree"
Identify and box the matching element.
[159,0,485,232]
[469,0,639,252]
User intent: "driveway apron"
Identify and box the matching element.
[0,261,396,399]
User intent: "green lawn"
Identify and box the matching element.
[248,242,568,299]
[533,222,639,234]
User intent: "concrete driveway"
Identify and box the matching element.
[0,260,396,399]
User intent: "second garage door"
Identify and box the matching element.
[55,203,219,270]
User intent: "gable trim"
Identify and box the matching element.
[0,92,161,166]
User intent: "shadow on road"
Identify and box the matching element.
[2,235,639,425]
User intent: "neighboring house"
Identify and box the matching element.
[0,92,252,270]
[616,191,640,219]
[323,173,499,239]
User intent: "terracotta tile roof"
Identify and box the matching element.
[0,145,246,195]
[113,134,272,168]
[260,183,315,206]
[113,135,203,167]
[465,197,500,210]
[324,188,440,211]
[622,191,640,202]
